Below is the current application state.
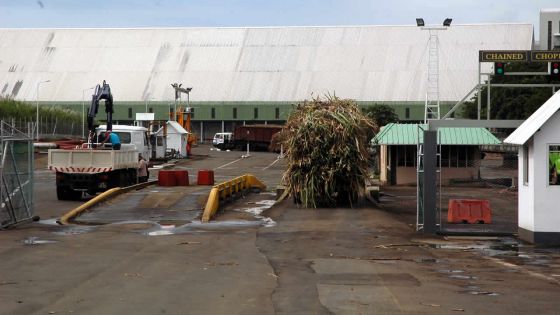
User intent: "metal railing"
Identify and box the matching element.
[202,174,266,222]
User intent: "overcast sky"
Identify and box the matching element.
[0,0,558,39]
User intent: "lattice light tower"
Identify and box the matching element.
[416,18,452,123]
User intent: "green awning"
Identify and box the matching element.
[372,123,501,145]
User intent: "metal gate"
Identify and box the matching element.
[0,121,34,228]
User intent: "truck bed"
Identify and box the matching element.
[48,147,138,174]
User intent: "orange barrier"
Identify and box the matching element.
[158,170,177,186]
[197,170,215,185]
[447,199,492,224]
[174,170,189,186]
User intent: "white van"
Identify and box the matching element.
[213,132,233,148]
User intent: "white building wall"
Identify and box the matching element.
[531,112,560,232]
[539,9,560,50]
[518,142,535,231]
[167,133,186,157]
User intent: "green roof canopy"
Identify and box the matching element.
[372,123,501,145]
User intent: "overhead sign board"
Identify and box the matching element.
[531,51,560,62]
[480,50,560,63]
[479,50,529,62]
[136,113,155,121]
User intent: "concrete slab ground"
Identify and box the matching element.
[0,144,559,314]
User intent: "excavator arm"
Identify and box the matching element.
[87,80,113,142]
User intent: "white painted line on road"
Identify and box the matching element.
[214,158,243,170]
[484,256,560,285]
[262,158,280,171]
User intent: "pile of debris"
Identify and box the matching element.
[281,95,375,208]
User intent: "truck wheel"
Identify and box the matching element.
[68,189,82,201]
[57,186,69,200]
[119,170,132,187]
[130,169,138,184]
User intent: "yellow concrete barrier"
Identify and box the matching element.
[57,180,157,225]
[201,174,266,222]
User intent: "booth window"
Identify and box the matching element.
[396,145,417,167]
[549,145,560,185]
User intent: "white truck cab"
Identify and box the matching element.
[96,125,151,160]
[213,132,233,147]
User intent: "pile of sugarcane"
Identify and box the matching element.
[281,95,375,208]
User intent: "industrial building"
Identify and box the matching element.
[0,22,534,140]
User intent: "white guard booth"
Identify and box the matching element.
[504,91,560,245]
[159,121,188,157]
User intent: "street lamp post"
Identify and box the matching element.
[82,86,95,139]
[36,80,51,141]
[145,97,155,113]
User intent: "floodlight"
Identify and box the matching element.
[443,18,452,26]
[416,18,425,27]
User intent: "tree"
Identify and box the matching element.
[362,104,399,127]
[461,62,555,120]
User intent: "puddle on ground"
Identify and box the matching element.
[462,285,480,290]
[459,290,500,296]
[413,258,441,264]
[448,274,478,280]
[38,198,277,238]
[143,220,265,236]
[51,225,97,236]
[438,269,465,274]
[36,218,60,226]
[430,237,560,269]
[23,236,58,245]
[232,199,277,228]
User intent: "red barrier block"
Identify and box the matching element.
[447,199,492,224]
[197,170,215,185]
[174,170,189,186]
[158,170,177,186]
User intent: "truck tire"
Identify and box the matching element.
[68,189,82,201]
[57,186,81,201]
[57,186,69,200]
[130,168,138,185]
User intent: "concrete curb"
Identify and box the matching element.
[57,180,157,225]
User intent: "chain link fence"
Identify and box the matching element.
[0,121,35,227]
[437,144,519,232]
[2,117,84,139]
[377,144,519,234]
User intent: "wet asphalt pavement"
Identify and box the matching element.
[0,145,559,314]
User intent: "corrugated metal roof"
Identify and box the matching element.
[504,91,560,145]
[373,123,501,145]
[0,24,533,103]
